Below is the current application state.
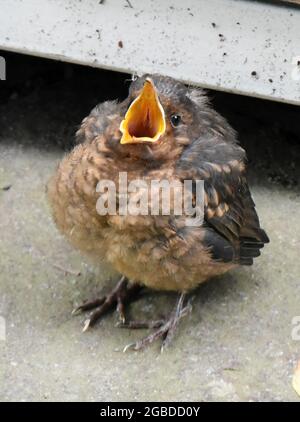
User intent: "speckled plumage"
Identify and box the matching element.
[48,75,268,295]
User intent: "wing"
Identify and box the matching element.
[203,173,269,265]
[177,131,269,266]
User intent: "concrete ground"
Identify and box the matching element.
[0,53,300,402]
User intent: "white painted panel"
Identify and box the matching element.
[0,0,299,104]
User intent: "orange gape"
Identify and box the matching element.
[120,79,166,144]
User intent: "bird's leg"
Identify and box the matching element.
[72,276,142,331]
[122,292,191,352]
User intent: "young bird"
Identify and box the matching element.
[47,75,269,350]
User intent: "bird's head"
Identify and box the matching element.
[113,74,211,161]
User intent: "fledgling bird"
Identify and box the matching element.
[47,74,269,350]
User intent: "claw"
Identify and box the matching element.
[73,276,142,331]
[122,342,137,353]
[73,278,189,351]
[82,319,91,332]
[118,315,126,325]
[72,306,82,316]
[122,292,188,351]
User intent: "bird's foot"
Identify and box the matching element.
[72,276,141,331]
[121,293,191,352]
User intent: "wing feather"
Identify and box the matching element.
[177,132,269,265]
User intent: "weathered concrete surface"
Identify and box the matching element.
[0,55,299,401]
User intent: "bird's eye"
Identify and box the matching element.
[170,114,182,128]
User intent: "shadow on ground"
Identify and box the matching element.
[0,52,299,401]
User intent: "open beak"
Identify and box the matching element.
[120,78,166,144]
